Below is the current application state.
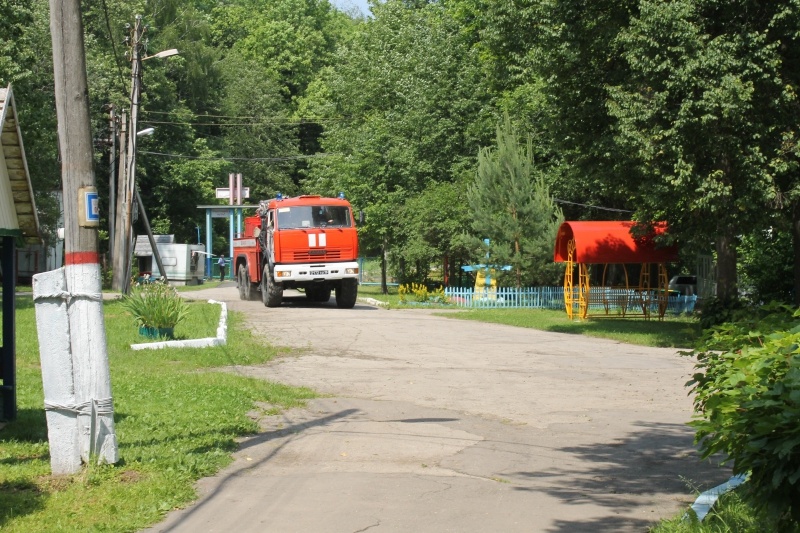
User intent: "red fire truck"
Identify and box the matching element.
[232,195,360,308]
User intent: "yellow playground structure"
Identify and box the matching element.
[553,221,679,320]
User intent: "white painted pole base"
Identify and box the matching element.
[33,268,81,474]
[33,265,118,473]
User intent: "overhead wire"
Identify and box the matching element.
[142,110,354,121]
[138,151,336,162]
[553,199,633,213]
[138,118,353,127]
[100,0,130,100]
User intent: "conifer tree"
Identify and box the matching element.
[468,114,563,287]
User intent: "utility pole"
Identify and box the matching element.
[111,16,175,292]
[107,105,116,264]
[111,16,142,292]
[112,110,127,291]
[45,0,118,470]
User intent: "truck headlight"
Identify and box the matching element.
[275,270,291,278]
[345,267,359,274]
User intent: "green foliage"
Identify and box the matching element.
[0,299,314,532]
[216,52,299,198]
[393,181,474,284]
[468,113,564,288]
[651,486,771,532]
[301,0,490,287]
[698,297,749,330]
[398,283,448,304]
[120,281,189,329]
[686,304,800,529]
[0,1,34,83]
[738,226,794,305]
[607,0,800,300]
[210,0,340,99]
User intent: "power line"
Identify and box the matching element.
[139,118,352,127]
[142,120,301,127]
[138,151,337,162]
[140,110,355,123]
[553,199,633,213]
[100,0,129,100]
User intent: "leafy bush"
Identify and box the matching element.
[697,296,748,329]
[398,283,449,304]
[121,281,189,330]
[686,303,800,530]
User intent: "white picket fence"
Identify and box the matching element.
[444,286,564,309]
[443,286,697,314]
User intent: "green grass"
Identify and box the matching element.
[358,284,402,306]
[650,487,771,532]
[173,280,223,292]
[441,308,701,348]
[360,286,701,348]
[0,296,314,532]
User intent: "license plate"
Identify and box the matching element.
[310,270,328,276]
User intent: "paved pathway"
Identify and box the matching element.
[144,284,728,532]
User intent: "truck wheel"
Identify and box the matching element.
[237,265,247,300]
[248,273,260,301]
[241,266,252,300]
[335,279,358,309]
[261,265,283,307]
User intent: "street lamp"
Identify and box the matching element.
[143,48,179,60]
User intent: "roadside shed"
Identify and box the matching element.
[1,84,40,420]
[553,221,678,320]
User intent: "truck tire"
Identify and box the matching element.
[239,264,257,300]
[247,272,260,301]
[238,265,247,300]
[306,285,331,303]
[335,279,358,309]
[261,265,283,307]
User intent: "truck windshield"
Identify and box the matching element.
[276,206,352,229]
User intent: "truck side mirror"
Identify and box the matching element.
[358,210,365,225]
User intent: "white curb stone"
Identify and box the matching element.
[131,299,227,351]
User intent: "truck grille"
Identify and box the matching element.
[292,249,344,262]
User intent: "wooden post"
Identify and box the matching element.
[135,187,168,281]
[1,236,16,421]
[111,111,127,291]
[111,17,142,293]
[107,105,116,265]
[48,0,117,467]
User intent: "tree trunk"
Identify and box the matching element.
[715,224,738,303]
[380,238,388,295]
[791,203,800,306]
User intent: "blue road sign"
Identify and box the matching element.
[86,191,99,222]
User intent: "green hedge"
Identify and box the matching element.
[686,303,800,530]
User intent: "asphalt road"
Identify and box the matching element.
[144,283,728,533]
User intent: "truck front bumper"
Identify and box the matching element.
[272,261,360,283]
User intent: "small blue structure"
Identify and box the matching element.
[461,239,512,299]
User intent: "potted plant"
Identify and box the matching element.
[121,280,189,339]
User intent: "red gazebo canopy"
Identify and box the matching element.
[553,221,678,264]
